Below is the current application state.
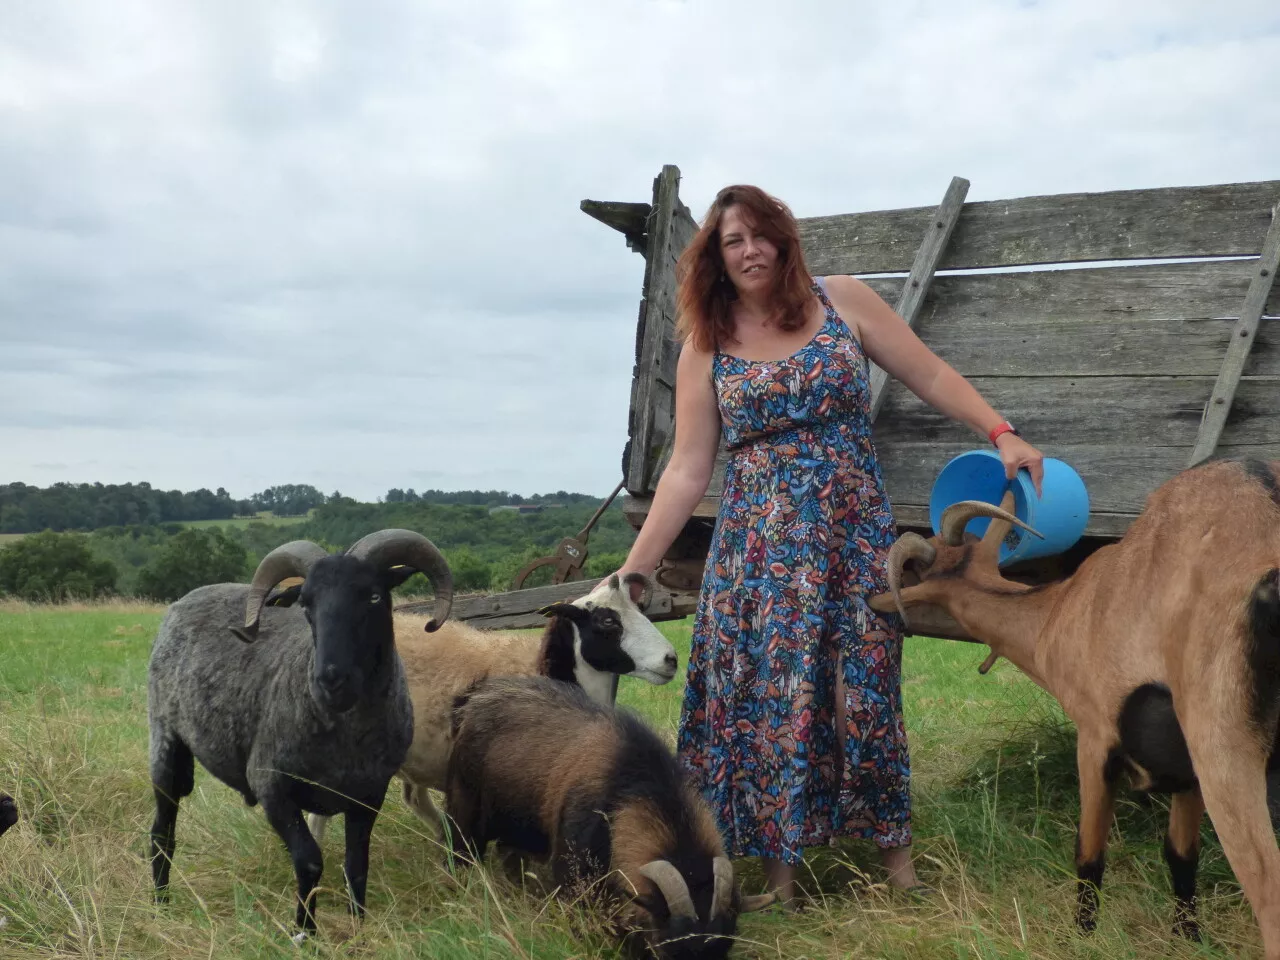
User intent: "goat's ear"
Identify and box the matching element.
[264,583,303,608]
[537,602,582,619]
[383,564,420,591]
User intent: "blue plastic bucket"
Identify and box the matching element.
[927,450,1090,566]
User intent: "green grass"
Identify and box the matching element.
[0,603,1262,958]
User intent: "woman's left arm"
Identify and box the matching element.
[824,274,1046,495]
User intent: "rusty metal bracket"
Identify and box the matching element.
[509,479,627,590]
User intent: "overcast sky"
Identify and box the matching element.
[2,0,1278,501]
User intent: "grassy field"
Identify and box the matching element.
[182,513,312,531]
[0,602,1262,959]
[0,514,310,545]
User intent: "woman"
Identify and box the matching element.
[617,184,1044,904]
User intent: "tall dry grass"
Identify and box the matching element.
[0,605,1265,958]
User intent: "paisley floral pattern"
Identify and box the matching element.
[676,278,910,865]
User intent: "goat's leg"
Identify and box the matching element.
[342,804,380,918]
[1187,737,1280,959]
[442,774,486,866]
[149,733,194,902]
[1074,740,1116,933]
[1164,787,1205,940]
[401,778,446,839]
[262,798,325,933]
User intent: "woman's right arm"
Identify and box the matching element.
[618,340,722,580]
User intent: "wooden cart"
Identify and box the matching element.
[419,166,1280,638]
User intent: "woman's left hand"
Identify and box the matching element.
[995,434,1045,497]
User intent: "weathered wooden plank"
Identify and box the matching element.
[868,176,969,420]
[863,257,1279,325]
[874,376,1280,448]
[802,180,1280,274]
[890,503,1138,539]
[858,262,1280,377]
[877,441,1280,515]
[627,166,697,493]
[624,489,1141,540]
[903,314,1278,378]
[581,199,651,254]
[1189,205,1280,465]
[396,578,684,631]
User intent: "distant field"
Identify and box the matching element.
[183,512,312,530]
[0,604,1259,958]
[0,512,310,544]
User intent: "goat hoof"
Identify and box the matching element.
[1173,919,1201,941]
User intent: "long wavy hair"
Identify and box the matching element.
[675,184,815,353]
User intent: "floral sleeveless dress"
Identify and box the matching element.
[675,278,910,865]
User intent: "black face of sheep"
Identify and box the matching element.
[622,856,752,960]
[148,529,453,935]
[0,793,16,836]
[294,557,401,713]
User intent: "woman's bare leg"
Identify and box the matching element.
[761,856,798,904]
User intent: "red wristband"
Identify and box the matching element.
[988,421,1018,445]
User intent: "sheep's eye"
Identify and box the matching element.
[369,591,382,605]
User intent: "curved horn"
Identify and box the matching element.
[622,572,654,611]
[346,529,455,632]
[710,856,734,922]
[638,860,696,921]
[885,533,938,627]
[939,500,1044,547]
[239,540,331,640]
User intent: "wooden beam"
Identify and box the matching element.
[626,165,699,494]
[801,179,1280,275]
[621,491,1140,540]
[580,199,651,255]
[396,577,689,631]
[1188,202,1280,466]
[869,176,968,420]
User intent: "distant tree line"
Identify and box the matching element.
[0,482,340,533]
[0,489,635,603]
[382,488,600,506]
[0,481,613,534]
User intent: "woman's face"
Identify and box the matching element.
[718,204,778,295]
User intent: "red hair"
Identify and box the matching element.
[675,184,814,354]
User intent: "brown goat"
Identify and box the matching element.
[446,675,774,959]
[869,458,1280,955]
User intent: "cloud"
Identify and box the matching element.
[1,0,1277,499]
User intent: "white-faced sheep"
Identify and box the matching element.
[147,529,453,934]
[305,572,678,844]
[446,674,774,959]
[869,458,1280,955]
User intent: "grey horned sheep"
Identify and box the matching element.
[147,529,453,935]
